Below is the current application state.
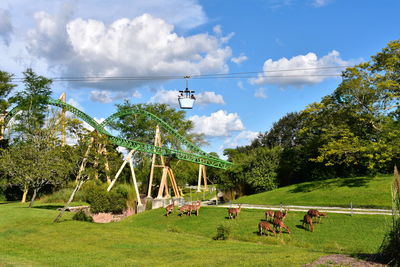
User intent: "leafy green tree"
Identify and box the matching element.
[0,70,16,112]
[112,100,205,150]
[0,127,75,207]
[9,68,52,136]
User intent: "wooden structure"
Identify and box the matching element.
[196,164,208,192]
[147,125,181,199]
[107,150,143,207]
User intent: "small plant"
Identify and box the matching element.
[213,224,231,240]
[72,210,93,222]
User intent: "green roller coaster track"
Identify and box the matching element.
[4,98,233,170]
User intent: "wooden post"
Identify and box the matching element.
[76,137,94,182]
[59,93,66,147]
[103,147,111,184]
[148,125,161,198]
[129,157,143,207]
[0,111,6,141]
[157,167,168,199]
[107,150,135,192]
[196,165,208,192]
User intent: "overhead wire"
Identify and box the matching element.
[9,65,349,83]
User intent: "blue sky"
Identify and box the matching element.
[0,0,399,157]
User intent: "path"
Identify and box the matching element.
[206,202,394,216]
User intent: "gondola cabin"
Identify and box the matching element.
[178,88,196,109]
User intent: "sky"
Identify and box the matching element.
[0,0,399,157]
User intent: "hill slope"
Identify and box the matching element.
[234,175,393,208]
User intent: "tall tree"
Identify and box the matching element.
[9,68,52,137]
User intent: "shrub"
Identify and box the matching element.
[72,210,93,222]
[39,187,85,203]
[81,181,128,214]
[213,224,231,240]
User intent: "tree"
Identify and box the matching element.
[0,127,75,207]
[9,68,52,137]
[112,100,205,150]
[0,70,16,112]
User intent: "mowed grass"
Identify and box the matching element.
[235,175,393,208]
[0,203,390,266]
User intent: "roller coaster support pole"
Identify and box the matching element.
[196,165,208,192]
[128,156,143,207]
[107,150,135,192]
[0,111,6,140]
[59,93,66,147]
[157,167,168,199]
[147,125,161,198]
[103,147,111,184]
[76,136,95,182]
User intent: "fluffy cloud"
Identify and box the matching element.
[149,89,224,106]
[27,13,232,91]
[254,87,267,99]
[0,9,13,45]
[189,110,244,137]
[89,90,142,103]
[231,54,248,64]
[251,50,348,87]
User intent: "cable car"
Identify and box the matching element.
[178,76,196,109]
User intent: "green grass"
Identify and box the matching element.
[182,186,218,201]
[235,175,393,208]
[0,202,390,266]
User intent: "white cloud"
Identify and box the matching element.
[251,50,348,87]
[254,87,267,99]
[312,0,332,7]
[149,89,224,107]
[0,8,13,45]
[222,130,259,148]
[90,90,113,103]
[189,110,244,137]
[237,81,245,90]
[67,98,84,111]
[213,25,222,35]
[231,54,248,64]
[27,13,232,91]
[90,89,143,103]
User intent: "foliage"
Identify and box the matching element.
[72,210,93,222]
[244,39,400,186]
[8,68,52,136]
[213,224,231,240]
[378,167,400,266]
[112,100,205,149]
[0,70,16,112]
[81,181,127,214]
[0,126,76,206]
[39,187,86,203]
[220,146,281,196]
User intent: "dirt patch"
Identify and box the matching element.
[303,254,386,267]
[91,207,135,223]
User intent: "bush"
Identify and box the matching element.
[213,224,231,240]
[72,210,93,222]
[81,181,128,214]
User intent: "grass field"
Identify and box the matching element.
[0,202,390,266]
[235,175,394,208]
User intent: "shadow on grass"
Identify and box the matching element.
[33,205,64,210]
[351,253,386,265]
[289,176,374,193]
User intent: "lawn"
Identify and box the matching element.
[0,202,390,266]
[234,175,394,208]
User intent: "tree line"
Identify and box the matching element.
[217,39,400,198]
